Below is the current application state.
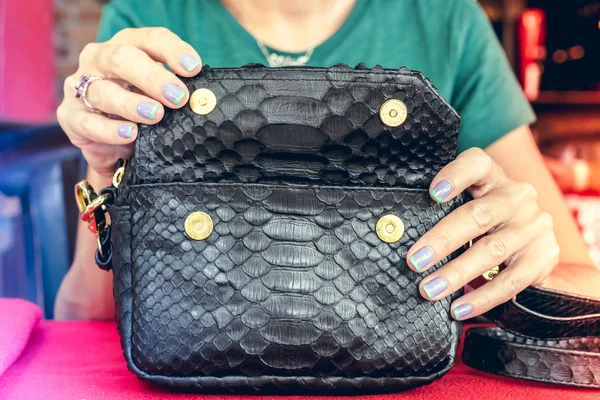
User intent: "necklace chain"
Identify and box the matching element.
[256,41,315,67]
[254,0,345,67]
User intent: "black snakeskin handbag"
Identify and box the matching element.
[75,64,600,392]
[74,64,465,394]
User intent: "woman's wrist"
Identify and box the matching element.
[72,168,113,262]
[543,262,600,298]
[56,167,117,320]
[87,167,114,190]
[55,264,115,320]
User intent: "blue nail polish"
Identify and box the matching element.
[422,277,448,299]
[162,82,187,105]
[431,180,453,202]
[409,247,434,271]
[179,53,201,72]
[137,102,159,120]
[452,303,473,320]
[117,125,133,139]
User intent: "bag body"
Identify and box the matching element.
[110,64,464,394]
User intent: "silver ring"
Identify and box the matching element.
[75,73,104,111]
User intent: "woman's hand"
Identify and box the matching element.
[57,28,202,180]
[55,28,201,320]
[407,148,560,320]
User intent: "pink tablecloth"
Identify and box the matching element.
[1,320,598,400]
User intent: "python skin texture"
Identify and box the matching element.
[109,64,464,394]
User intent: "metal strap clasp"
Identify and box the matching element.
[73,159,126,270]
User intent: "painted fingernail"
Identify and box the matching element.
[452,303,473,320]
[162,83,187,105]
[117,125,133,139]
[179,53,201,72]
[431,180,453,202]
[422,277,448,299]
[137,102,159,120]
[409,247,434,271]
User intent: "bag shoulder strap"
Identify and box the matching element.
[462,286,600,388]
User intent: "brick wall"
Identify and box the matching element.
[55,0,103,98]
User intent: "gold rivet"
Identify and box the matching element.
[185,212,213,240]
[376,215,405,243]
[379,99,408,127]
[190,88,216,115]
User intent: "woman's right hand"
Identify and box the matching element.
[57,28,202,180]
[55,28,202,320]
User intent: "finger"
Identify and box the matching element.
[65,107,138,146]
[83,78,164,123]
[112,27,202,76]
[64,74,161,122]
[417,226,527,301]
[94,43,190,108]
[429,148,506,203]
[407,186,521,272]
[449,231,559,320]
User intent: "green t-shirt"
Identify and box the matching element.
[97,0,535,152]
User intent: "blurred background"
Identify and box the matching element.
[1,0,599,318]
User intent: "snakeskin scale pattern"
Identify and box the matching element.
[466,286,600,388]
[463,327,600,388]
[112,65,464,393]
[486,286,600,340]
[120,64,460,195]
[112,186,463,393]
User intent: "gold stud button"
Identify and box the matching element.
[379,99,408,127]
[190,88,216,115]
[376,215,405,243]
[184,212,213,240]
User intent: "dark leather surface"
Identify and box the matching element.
[119,64,459,197]
[464,287,600,388]
[486,286,600,340]
[113,186,464,393]
[111,65,464,393]
[463,327,600,388]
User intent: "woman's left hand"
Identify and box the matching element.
[407,147,560,320]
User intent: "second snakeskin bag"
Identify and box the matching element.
[75,64,466,394]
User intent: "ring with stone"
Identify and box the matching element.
[75,73,104,111]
